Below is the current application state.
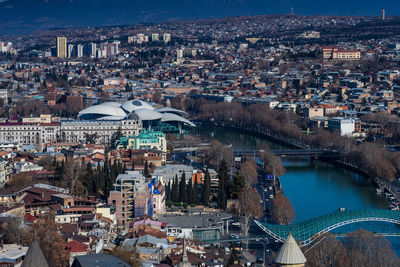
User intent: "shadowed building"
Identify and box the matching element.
[21,238,49,267]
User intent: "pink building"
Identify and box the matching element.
[152,182,166,215]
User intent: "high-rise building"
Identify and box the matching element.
[108,171,149,226]
[151,33,160,42]
[57,37,67,58]
[177,49,183,58]
[163,33,171,43]
[83,43,97,57]
[382,9,386,21]
[76,44,83,58]
[67,44,74,58]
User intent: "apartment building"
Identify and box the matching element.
[0,116,142,148]
[60,118,141,144]
[328,117,356,136]
[322,46,360,60]
[108,171,149,226]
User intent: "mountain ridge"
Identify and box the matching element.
[0,0,397,36]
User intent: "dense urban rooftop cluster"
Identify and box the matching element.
[0,14,399,267]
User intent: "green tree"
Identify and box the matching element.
[193,179,199,205]
[179,172,187,203]
[144,160,149,176]
[186,179,193,204]
[202,168,211,206]
[229,175,245,199]
[110,127,122,149]
[82,162,95,195]
[172,175,179,202]
[166,181,171,201]
[217,180,226,209]
[217,160,229,209]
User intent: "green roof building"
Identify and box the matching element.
[117,130,166,152]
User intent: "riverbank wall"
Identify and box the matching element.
[195,120,396,202]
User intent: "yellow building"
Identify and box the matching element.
[322,46,360,60]
[22,114,57,124]
[57,37,67,58]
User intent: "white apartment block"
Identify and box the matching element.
[328,117,355,136]
[0,118,142,148]
[0,122,60,147]
[60,119,141,144]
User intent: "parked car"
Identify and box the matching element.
[229,234,239,239]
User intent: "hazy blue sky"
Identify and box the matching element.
[0,0,398,35]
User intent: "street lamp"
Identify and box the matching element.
[262,238,268,267]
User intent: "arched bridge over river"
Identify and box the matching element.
[255,209,400,246]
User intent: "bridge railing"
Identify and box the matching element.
[255,209,400,246]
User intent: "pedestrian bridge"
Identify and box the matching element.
[233,149,336,157]
[255,209,400,246]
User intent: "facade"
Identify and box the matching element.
[163,33,171,43]
[0,116,141,148]
[302,107,324,119]
[156,211,232,241]
[0,157,7,186]
[322,46,360,60]
[13,160,43,173]
[22,114,57,124]
[152,33,160,42]
[79,100,195,133]
[108,171,148,226]
[328,117,355,136]
[0,121,60,148]
[117,130,167,152]
[114,149,166,169]
[57,37,67,58]
[60,118,141,144]
[151,182,166,215]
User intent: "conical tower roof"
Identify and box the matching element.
[21,238,49,267]
[274,233,306,265]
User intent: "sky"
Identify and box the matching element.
[0,0,398,36]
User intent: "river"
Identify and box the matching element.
[195,126,400,252]
[195,125,388,220]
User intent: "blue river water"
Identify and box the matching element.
[195,126,400,253]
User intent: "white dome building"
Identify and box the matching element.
[121,100,155,113]
[78,103,127,120]
[78,100,195,133]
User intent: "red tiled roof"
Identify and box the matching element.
[66,240,88,253]
[24,214,38,222]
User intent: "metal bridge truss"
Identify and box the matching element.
[255,209,400,246]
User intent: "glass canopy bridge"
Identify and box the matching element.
[255,209,400,246]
